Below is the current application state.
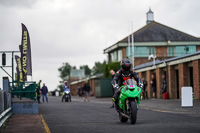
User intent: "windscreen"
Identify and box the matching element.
[126,79,137,85]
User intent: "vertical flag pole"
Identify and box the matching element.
[131,21,134,69]
[128,22,130,59]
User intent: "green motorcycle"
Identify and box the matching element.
[117,79,142,124]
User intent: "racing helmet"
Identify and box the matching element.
[120,58,132,71]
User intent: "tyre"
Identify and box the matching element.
[65,98,68,102]
[119,112,128,123]
[130,101,137,124]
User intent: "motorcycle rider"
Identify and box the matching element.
[112,58,143,110]
[62,81,71,100]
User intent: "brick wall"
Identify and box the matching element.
[122,47,126,59]
[156,46,167,57]
[193,60,200,99]
[178,63,189,99]
[168,65,176,99]
[156,68,164,98]
[196,45,200,51]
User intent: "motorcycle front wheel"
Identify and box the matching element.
[130,101,137,124]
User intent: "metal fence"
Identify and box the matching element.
[0,90,12,127]
[10,81,36,101]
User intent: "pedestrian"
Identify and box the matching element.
[142,77,148,99]
[41,83,48,103]
[83,80,91,102]
[36,80,42,103]
[161,75,167,94]
[150,74,156,98]
[161,74,168,99]
[110,69,115,108]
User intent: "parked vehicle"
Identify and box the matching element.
[117,79,141,124]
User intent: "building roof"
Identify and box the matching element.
[104,21,200,53]
[119,21,200,43]
[134,51,200,70]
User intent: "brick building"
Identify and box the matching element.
[135,51,200,100]
[104,9,200,66]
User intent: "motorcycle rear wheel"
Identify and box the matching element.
[130,101,137,124]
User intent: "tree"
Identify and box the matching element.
[80,65,91,76]
[103,62,120,78]
[58,62,71,80]
[92,61,106,75]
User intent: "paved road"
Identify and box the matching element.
[39,96,200,133]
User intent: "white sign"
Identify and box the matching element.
[55,91,59,97]
[181,87,193,107]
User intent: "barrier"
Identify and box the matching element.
[10,81,36,101]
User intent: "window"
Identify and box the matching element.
[135,47,147,57]
[126,46,155,57]
[118,49,122,61]
[168,47,176,56]
[147,47,156,55]
[176,46,196,56]
[110,51,117,62]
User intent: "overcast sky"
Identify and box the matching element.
[0,0,200,91]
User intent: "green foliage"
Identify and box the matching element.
[92,61,106,75]
[80,65,91,76]
[58,62,71,80]
[103,62,121,78]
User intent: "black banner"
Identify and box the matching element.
[15,55,23,82]
[20,23,32,81]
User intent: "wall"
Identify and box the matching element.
[156,46,167,57]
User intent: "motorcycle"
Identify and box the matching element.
[117,79,142,124]
[62,89,71,102]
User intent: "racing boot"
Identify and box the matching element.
[112,91,120,112]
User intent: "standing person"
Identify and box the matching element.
[110,69,115,108]
[161,74,168,99]
[36,80,42,103]
[142,77,148,99]
[150,74,156,98]
[83,80,91,102]
[41,83,48,103]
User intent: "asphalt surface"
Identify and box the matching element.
[39,96,200,133]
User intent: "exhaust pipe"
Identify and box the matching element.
[121,112,129,119]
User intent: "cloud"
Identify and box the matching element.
[0,0,38,8]
[0,0,200,91]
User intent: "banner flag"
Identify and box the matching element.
[15,55,23,82]
[20,23,32,81]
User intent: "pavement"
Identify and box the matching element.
[1,114,46,133]
[1,96,200,133]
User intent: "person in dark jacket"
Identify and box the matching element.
[162,75,167,94]
[83,80,91,102]
[36,80,42,103]
[150,74,156,98]
[112,58,143,111]
[142,77,148,99]
[41,83,48,103]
